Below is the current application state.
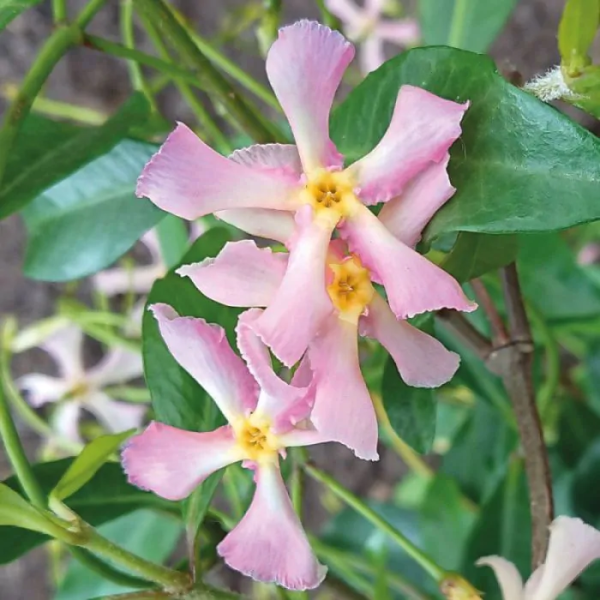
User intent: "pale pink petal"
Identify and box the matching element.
[150,303,259,421]
[140,230,163,264]
[93,265,164,297]
[375,20,420,45]
[136,123,298,219]
[360,294,459,387]
[40,325,84,381]
[18,374,71,407]
[85,392,146,433]
[340,205,476,318]
[236,310,314,434]
[308,317,379,460]
[476,556,524,600]
[87,347,144,387]
[229,144,302,181]
[177,241,287,308]
[252,206,334,367]
[360,37,386,74]
[266,21,354,172]
[365,0,385,16]
[348,86,468,204]
[216,209,296,245]
[325,0,362,26]
[51,402,83,445]
[122,421,240,501]
[378,156,455,247]
[525,517,600,600]
[218,462,326,590]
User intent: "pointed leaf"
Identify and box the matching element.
[0,484,56,535]
[559,0,600,72]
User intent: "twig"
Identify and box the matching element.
[437,309,492,360]
[470,279,509,345]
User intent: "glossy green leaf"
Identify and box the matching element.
[55,509,182,600]
[51,431,134,502]
[381,355,436,454]
[1,94,150,220]
[143,228,238,432]
[558,0,599,72]
[442,233,518,282]
[330,47,600,241]
[0,0,43,30]
[22,139,164,281]
[418,0,517,52]
[0,484,56,535]
[0,460,173,564]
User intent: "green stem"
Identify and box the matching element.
[304,464,445,582]
[52,0,68,24]
[447,0,469,48]
[75,0,108,28]
[134,0,281,143]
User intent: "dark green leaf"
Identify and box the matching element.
[558,0,599,70]
[418,0,517,52]
[22,139,163,281]
[572,440,600,526]
[0,0,43,30]
[143,228,238,431]
[381,355,436,454]
[557,400,600,468]
[330,48,600,240]
[443,233,518,282]
[1,94,150,219]
[0,460,174,564]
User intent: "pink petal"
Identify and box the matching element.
[122,421,240,501]
[92,265,164,297]
[229,143,303,180]
[340,205,476,318]
[266,21,354,172]
[525,517,600,600]
[375,20,420,45]
[359,37,385,74]
[378,155,455,247]
[150,303,259,421]
[86,392,146,433]
[348,86,468,204]
[177,241,287,308]
[140,230,163,263]
[87,347,144,387]
[360,294,460,387]
[40,325,84,381]
[308,316,379,460]
[18,374,71,407]
[252,206,334,367]
[216,209,296,244]
[476,556,524,600]
[136,123,298,219]
[218,462,326,590]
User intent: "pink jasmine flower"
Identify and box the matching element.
[18,325,145,444]
[122,304,328,590]
[326,0,420,73]
[178,236,459,460]
[137,20,475,369]
[477,517,600,600]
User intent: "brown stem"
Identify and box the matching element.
[471,279,509,346]
[437,309,492,361]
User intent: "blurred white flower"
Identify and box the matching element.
[18,325,146,444]
[326,0,419,73]
[477,516,600,600]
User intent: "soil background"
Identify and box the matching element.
[0,0,570,598]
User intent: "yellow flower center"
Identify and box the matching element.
[300,169,360,227]
[64,381,89,400]
[327,256,375,323]
[233,413,279,463]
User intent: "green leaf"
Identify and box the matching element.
[55,509,182,600]
[21,139,164,281]
[442,233,518,282]
[0,484,57,535]
[1,93,151,220]
[571,440,600,526]
[143,228,238,431]
[418,0,517,52]
[0,0,42,30]
[381,355,436,454]
[557,400,600,468]
[558,0,599,72]
[330,47,600,240]
[0,460,174,564]
[156,215,190,269]
[51,431,134,502]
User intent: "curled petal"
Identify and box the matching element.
[216,209,296,245]
[136,123,298,219]
[229,143,303,180]
[86,392,146,433]
[252,206,334,367]
[178,241,288,308]
[378,155,455,247]
[122,421,240,501]
[309,317,379,460]
[40,325,84,381]
[218,462,326,590]
[18,374,71,407]
[151,303,259,421]
[349,86,467,204]
[340,205,476,318]
[360,294,459,387]
[87,347,144,387]
[476,556,524,600]
[266,21,354,172]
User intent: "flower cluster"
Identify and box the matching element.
[126,19,474,590]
